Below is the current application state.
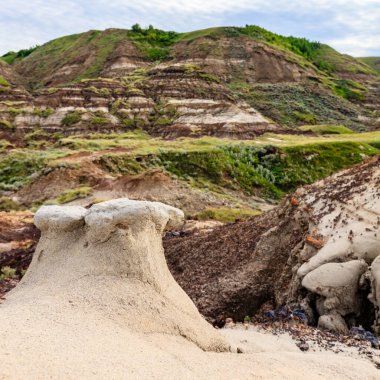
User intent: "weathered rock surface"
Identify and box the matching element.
[4,199,229,352]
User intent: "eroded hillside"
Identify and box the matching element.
[0,25,379,142]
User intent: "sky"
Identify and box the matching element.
[0,0,379,57]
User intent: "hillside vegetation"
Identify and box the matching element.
[0,25,379,218]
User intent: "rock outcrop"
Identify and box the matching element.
[0,199,230,353]
[165,155,380,332]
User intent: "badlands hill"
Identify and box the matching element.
[0,25,379,140]
[1,25,380,223]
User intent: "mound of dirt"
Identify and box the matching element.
[165,155,380,332]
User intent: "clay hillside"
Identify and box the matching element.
[1,25,380,138]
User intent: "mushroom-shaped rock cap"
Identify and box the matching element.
[84,199,184,241]
[34,205,87,232]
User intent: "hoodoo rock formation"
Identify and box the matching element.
[1,199,380,379]
[1,199,230,353]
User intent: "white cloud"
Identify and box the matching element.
[0,0,379,56]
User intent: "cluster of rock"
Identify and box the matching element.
[292,155,380,333]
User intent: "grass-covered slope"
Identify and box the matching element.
[359,57,380,74]
[4,29,137,89]
[0,25,378,132]
[3,25,377,87]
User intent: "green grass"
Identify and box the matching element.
[359,57,380,73]
[55,186,93,204]
[298,125,353,135]
[194,207,261,223]
[177,27,222,42]
[1,131,379,200]
[0,76,10,87]
[293,111,317,124]
[1,46,38,64]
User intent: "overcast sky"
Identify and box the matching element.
[0,0,379,57]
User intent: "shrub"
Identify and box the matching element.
[0,266,17,281]
[33,107,54,118]
[61,111,82,126]
[0,196,21,211]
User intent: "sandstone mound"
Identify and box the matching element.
[1,201,380,379]
[165,155,380,332]
[2,199,229,352]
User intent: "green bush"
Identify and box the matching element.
[33,107,54,118]
[128,24,178,61]
[0,266,16,281]
[62,111,82,126]
[90,116,109,125]
[1,46,38,64]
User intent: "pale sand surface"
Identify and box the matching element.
[0,299,378,380]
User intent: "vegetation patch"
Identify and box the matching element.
[0,119,14,130]
[0,266,16,281]
[298,125,353,135]
[0,196,21,211]
[61,111,82,126]
[33,107,54,118]
[1,46,39,64]
[0,151,54,190]
[333,79,367,101]
[194,207,261,223]
[128,24,179,61]
[0,76,10,87]
[293,111,317,124]
[55,186,93,204]
[235,82,365,131]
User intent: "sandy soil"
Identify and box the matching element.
[0,298,379,380]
